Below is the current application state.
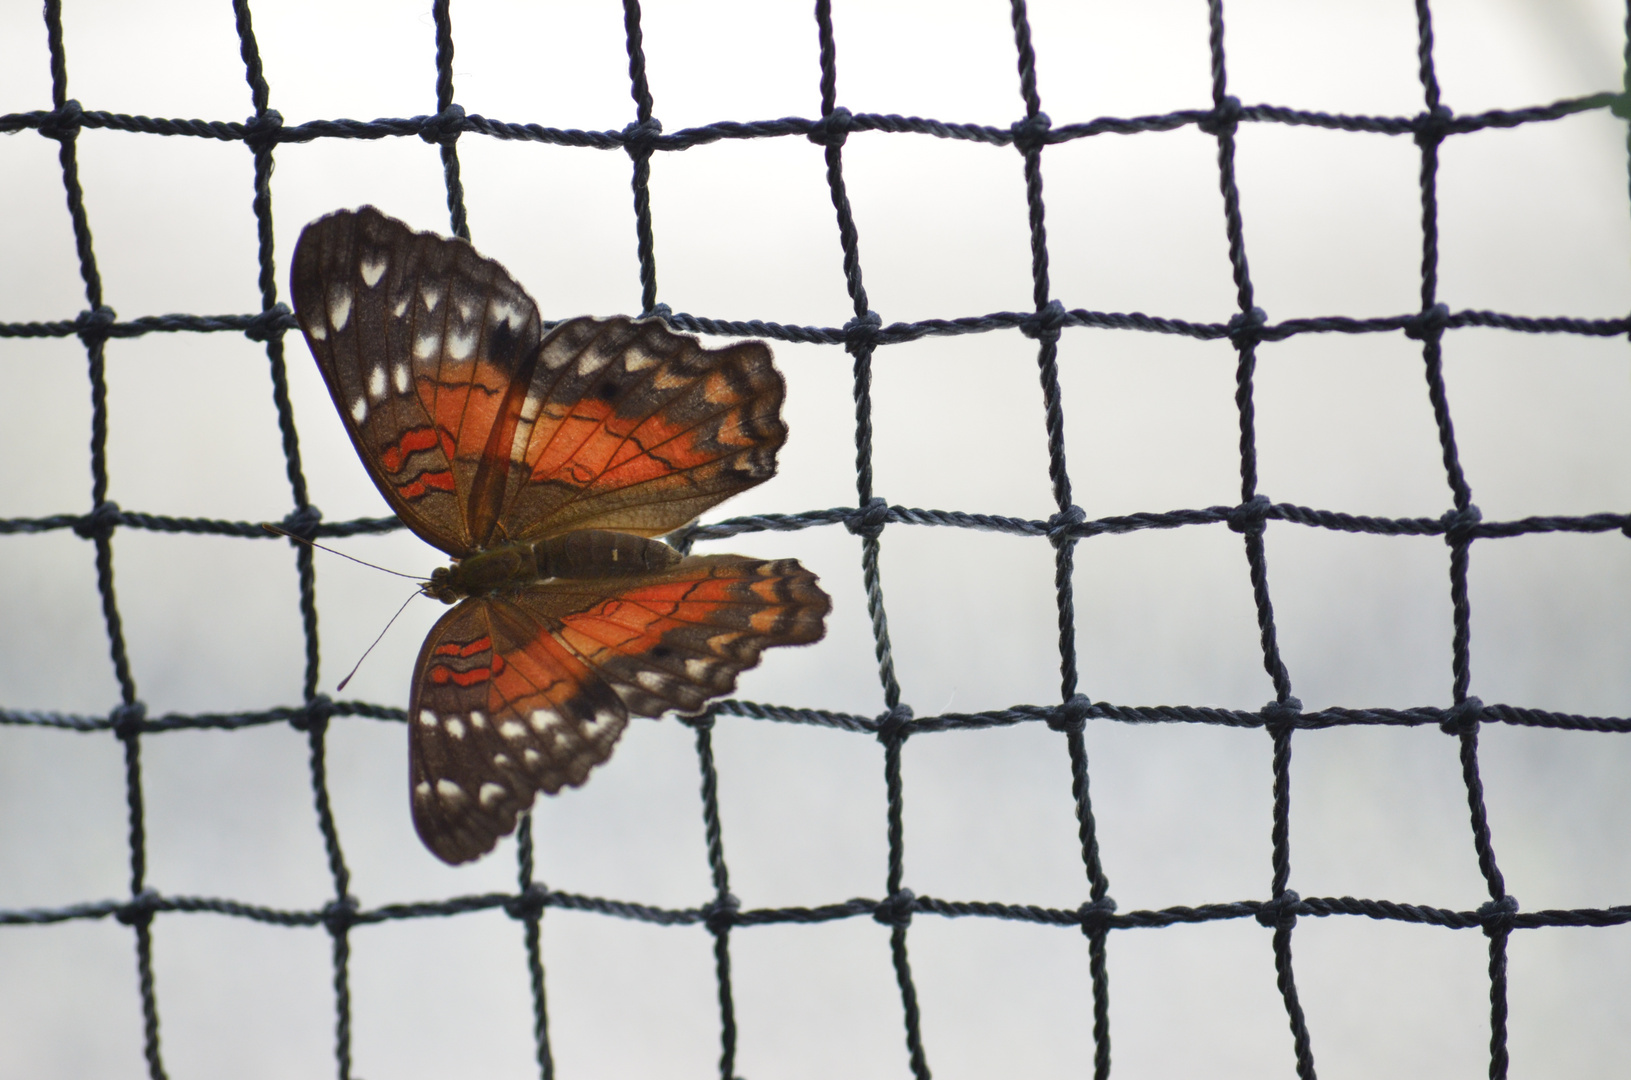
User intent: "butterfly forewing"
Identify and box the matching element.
[493,316,787,540]
[408,556,830,863]
[291,206,545,555]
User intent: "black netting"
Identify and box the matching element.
[3,1,1630,1078]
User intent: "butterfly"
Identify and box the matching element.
[290,206,829,864]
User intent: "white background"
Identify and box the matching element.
[1,1,1629,1078]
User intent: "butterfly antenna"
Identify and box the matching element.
[336,587,423,692]
[261,522,427,581]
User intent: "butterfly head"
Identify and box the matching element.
[422,566,462,605]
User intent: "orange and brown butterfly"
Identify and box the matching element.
[289,206,829,865]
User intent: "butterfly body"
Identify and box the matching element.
[423,530,683,603]
[292,207,828,864]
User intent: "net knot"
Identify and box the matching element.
[1255,889,1300,929]
[1048,693,1092,733]
[621,117,663,155]
[1198,95,1242,137]
[1613,94,1631,121]
[1226,494,1270,536]
[1046,504,1086,544]
[1225,305,1268,348]
[75,305,117,345]
[1440,504,1482,545]
[38,98,83,140]
[643,301,673,323]
[1404,302,1450,341]
[806,106,853,148]
[110,701,147,739]
[1438,696,1484,736]
[291,695,334,733]
[873,888,916,927]
[322,895,360,934]
[1009,111,1053,154]
[242,109,284,153]
[244,303,291,342]
[278,504,323,543]
[1077,896,1117,934]
[845,496,891,540]
[1261,696,1302,737]
[874,703,914,745]
[507,881,550,919]
[679,706,716,732]
[74,500,123,541]
[1413,105,1454,150]
[704,893,740,934]
[116,888,160,927]
[418,103,466,145]
[1022,299,1068,343]
[842,310,882,354]
[1477,895,1519,936]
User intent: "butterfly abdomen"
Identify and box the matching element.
[426,530,682,601]
[531,530,682,579]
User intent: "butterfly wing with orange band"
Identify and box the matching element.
[409,555,829,864]
[291,207,785,552]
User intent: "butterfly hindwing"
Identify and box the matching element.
[408,555,830,863]
[291,206,545,555]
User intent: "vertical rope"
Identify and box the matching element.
[811,4,924,1075]
[623,0,661,314]
[516,815,555,1080]
[432,0,469,241]
[1204,0,1312,1074]
[1010,2,1114,1075]
[45,1,163,1075]
[691,714,739,1080]
[1411,4,1509,1071]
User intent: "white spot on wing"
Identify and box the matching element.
[360,256,387,287]
[328,286,352,331]
[393,362,409,394]
[309,323,328,341]
[685,658,712,681]
[436,779,465,804]
[446,717,466,739]
[519,394,542,421]
[622,347,657,371]
[636,671,668,692]
[523,749,541,768]
[478,782,506,808]
[508,419,534,464]
[492,753,511,768]
[368,364,386,400]
[530,710,553,734]
[492,301,517,327]
[576,348,610,375]
[500,720,526,740]
[415,781,432,798]
[421,286,441,312]
[419,710,439,728]
[350,397,368,423]
[448,329,476,361]
[582,710,619,737]
[392,297,409,318]
[457,299,475,322]
[470,711,487,729]
[414,333,440,361]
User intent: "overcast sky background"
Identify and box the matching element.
[2,1,1629,1078]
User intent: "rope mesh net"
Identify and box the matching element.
[3,0,1630,1077]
